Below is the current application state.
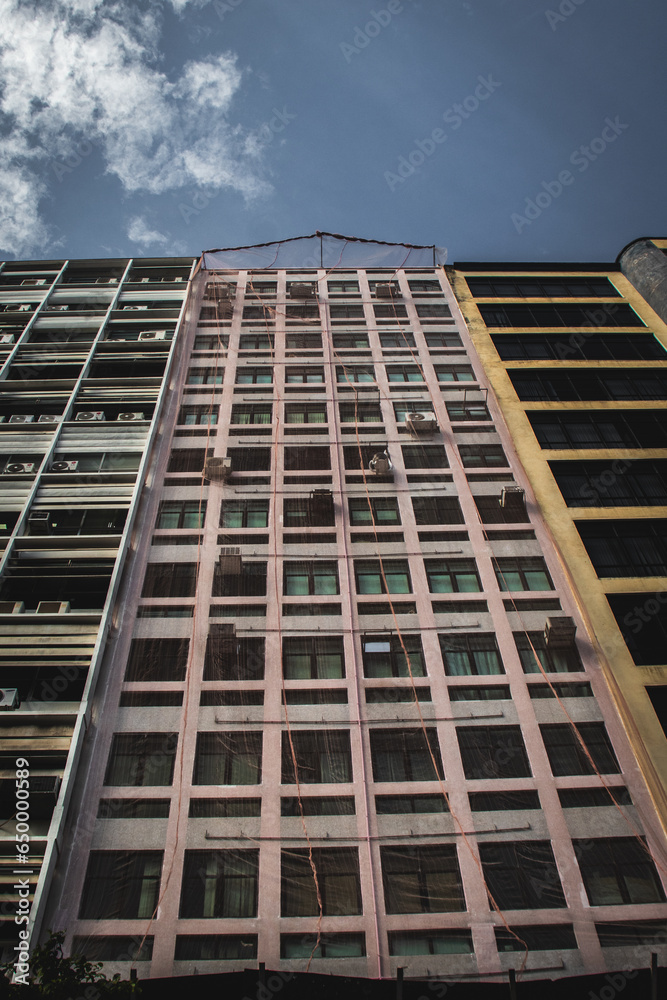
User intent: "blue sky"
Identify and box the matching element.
[1,0,665,263]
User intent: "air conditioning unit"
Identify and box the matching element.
[97,277,118,284]
[139,277,152,283]
[50,304,69,312]
[499,487,526,510]
[29,511,52,534]
[4,463,35,474]
[76,411,105,421]
[123,304,148,311]
[0,602,24,614]
[406,411,437,435]
[30,775,61,798]
[204,456,232,482]
[375,282,400,298]
[21,278,46,286]
[117,412,145,422]
[0,688,20,711]
[0,333,15,345]
[369,451,393,475]
[219,546,242,575]
[289,282,316,299]
[51,461,78,473]
[173,276,184,283]
[8,414,34,423]
[138,330,167,341]
[545,616,577,649]
[36,601,70,614]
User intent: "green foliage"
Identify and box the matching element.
[1,931,141,999]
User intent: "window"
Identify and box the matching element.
[478,303,643,328]
[245,280,276,295]
[193,733,262,785]
[495,924,577,952]
[412,496,464,524]
[156,500,206,530]
[446,401,491,422]
[180,850,259,918]
[330,304,364,319]
[187,366,223,385]
[401,445,449,469]
[242,305,273,320]
[375,794,446,814]
[380,331,416,348]
[607,593,667,666]
[98,799,171,819]
[510,369,667,402]
[178,405,218,425]
[220,499,269,528]
[281,796,355,816]
[370,728,443,782]
[494,558,553,591]
[380,846,464,913]
[576,520,667,577]
[529,681,592,698]
[416,304,451,318]
[439,634,504,676]
[284,445,331,471]
[393,401,434,423]
[212,561,267,597]
[514,631,582,674]
[468,276,619,298]
[281,934,365,959]
[362,633,425,678]
[286,304,320,320]
[529,411,667,450]
[104,734,176,786]
[203,634,265,681]
[282,730,352,783]
[425,558,481,593]
[457,726,532,779]
[575,838,665,906]
[167,448,209,473]
[492,332,666,362]
[425,332,462,348]
[386,365,424,382]
[473,495,529,524]
[469,790,541,811]
[374,304,408,318]
[336,364,375,383]
[449,686,511,701]
[389,930,472,956]
[540,723,620,776]
[283,494,335,527]
[408,280,442,293]
[194,333,228,350]
[226,447,271,472]
[79,852,163,920]
[434,365,475,382]
[355,559,412,594]
[284,403,327,424]
[558,787,631,809]
[72,937,154,962]
[281,848,362,916]
[285,366,324,384]
[230,404,272,425]
[339,402,382,423]
[235,367,272,384]
[175,936,258,961]
[189,798,261,817]
[343,444,388,470]
[239,333,273,350]
[458,444,509,468]
[596,920,667,948]
[333,332,369,350]
[141,562,197,598]
[124,638,189,682]
[284,561,339,595]
[283,636,345,679]
[328,280,359,294]
[479,841,566,909]
[286,333,322,349]
[349,497,400,526]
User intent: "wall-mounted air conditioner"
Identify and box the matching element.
[36,601,70,614]
[50,461,78,473]
[123,305,148,311]
[369,451,392,475]
[76,411,105,421]
[405,412,437,435]
[289,282,316,299]
[204,456,232,482]
[4,462,35,474]
[545,617,577,649]
[138,330,167,341]
[8,414,34,423]
[117,412,145,422]
[0,602,24,614]
[499,487,526,510]
[219,547,242,575]
[375,283,400,298]
[38,414,61,423]
[0,688,20,711]
[0,333,15,344]
[29,511,52,534]
[50,305,69,312]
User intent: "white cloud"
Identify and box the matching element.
[0,0,270,257]
[127,216,170,247]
